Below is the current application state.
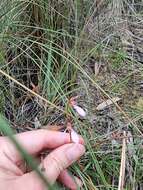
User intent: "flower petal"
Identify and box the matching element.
[73,105,86,117]
[71,129,79,143]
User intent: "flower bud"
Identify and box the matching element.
[71,129,79,143]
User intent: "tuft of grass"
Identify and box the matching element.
[0,0,143,189]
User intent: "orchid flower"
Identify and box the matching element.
[69,96,86,118]
[66,96,86,144]
[72,105,86,117]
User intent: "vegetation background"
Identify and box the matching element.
[0,0,143,189]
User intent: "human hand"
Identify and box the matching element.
[0,129,85,190]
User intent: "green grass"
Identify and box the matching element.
[0,0,143,189]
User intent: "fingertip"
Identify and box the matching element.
[74,176,83,189]
[66,143,85,163]
[58,170,83,190]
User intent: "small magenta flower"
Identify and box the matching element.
[69,96,86,118]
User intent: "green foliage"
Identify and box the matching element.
[108,50,127,70]
[0,0,143,189]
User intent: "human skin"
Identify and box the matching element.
[0,129,85,190]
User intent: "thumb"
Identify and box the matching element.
[16,143,85,190]
[41,143,85,184]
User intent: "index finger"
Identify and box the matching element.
[0,129,84,163]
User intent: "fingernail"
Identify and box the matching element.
[66,144,85,162]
